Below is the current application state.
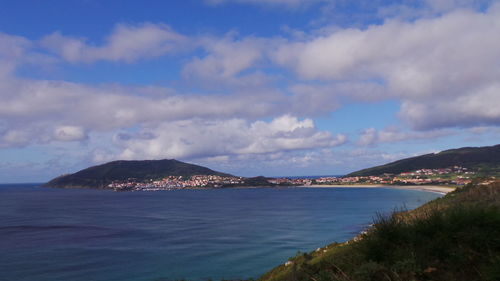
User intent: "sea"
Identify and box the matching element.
[0,184,441,281]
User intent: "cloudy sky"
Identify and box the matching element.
[1,0,499,182]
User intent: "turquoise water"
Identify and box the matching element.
[0,184,441,281]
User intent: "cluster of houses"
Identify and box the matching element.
[310,166,474,186]
[108,175,245,191]
[399,166,473,176]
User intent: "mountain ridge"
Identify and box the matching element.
[347,144,500,177]
[44,159,233,189]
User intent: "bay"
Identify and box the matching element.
[0,184,440,281]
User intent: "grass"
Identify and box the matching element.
[259,180,500,281]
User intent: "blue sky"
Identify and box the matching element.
[1,0,499,182]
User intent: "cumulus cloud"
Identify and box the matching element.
[1,80,270,127]
[40,23,187,63]
[0,31,341,151]
[0,76,294,148]
[112,115,347,160]
[274,7,500,85]
[0,62,350,154]
[400,83,500,129]
[273,4,500,129]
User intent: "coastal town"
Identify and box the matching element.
[108,166,480,191]
[108,175,246,191]
[310,166,475,186]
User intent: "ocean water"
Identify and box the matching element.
[0,184,441,281]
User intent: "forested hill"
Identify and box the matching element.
[44,159,232,188]
[348,144,500,177]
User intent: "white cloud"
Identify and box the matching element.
[40,23,187,63]
[0,78,280,131]
[112,115,347,160]
[400,83,500,129]
[273,4,500,129]
[274,8,500,85]
[182,35,281,89]
[0,32,343,151]
[0,66,345,150]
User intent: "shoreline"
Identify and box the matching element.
[303,184,456,194]
[41,183,456,194]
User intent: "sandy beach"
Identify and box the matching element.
[305,184,456,194]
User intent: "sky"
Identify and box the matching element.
[1,0,500,182]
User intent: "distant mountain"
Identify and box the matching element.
[347,144,500,177]
[45,159,232,189]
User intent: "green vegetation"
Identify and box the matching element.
[347,144,500,177]
[44,159,232,188]
[244,176,274,187]
[259,180,500,281]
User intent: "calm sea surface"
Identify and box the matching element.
[0,184,441,281]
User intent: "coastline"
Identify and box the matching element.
[43,184,456,194]
[303,184,456,195]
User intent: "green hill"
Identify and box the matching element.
[44,159,232,189]
[348,144,500,177]
[258,180,500,281]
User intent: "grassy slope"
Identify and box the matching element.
[45,159,232,188]
[347,144,500,177]
[259,180,500,281]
